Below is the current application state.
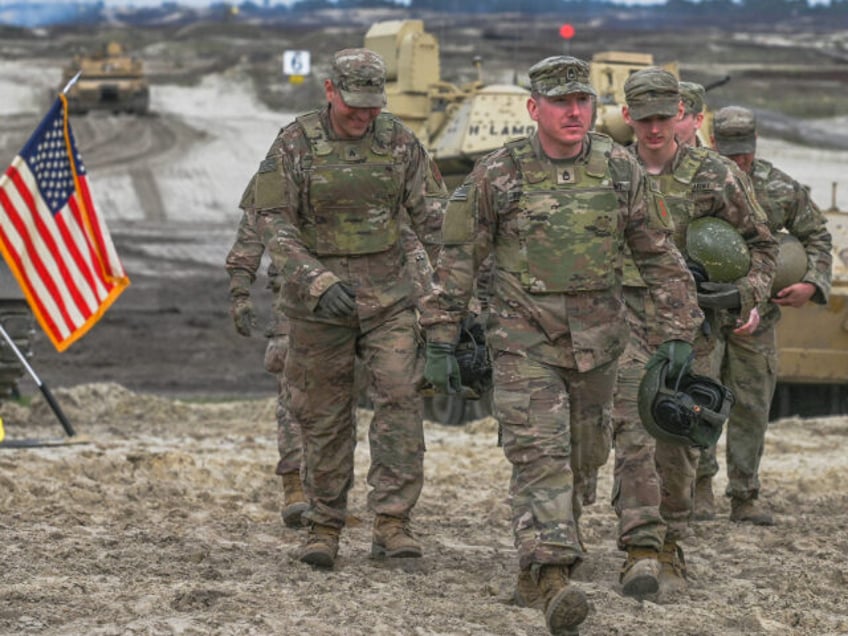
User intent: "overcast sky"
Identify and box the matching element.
[0,0,832,5]
[0,0,828,5]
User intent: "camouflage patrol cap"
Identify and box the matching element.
[528,56,596,97]
[331,48,387,108]
[623,67,681,120]
[713,106,757,156]
[679,81,706,115]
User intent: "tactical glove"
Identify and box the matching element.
[316,282,357,318]
[230,296,255,337]
[423,342,462,395]
[697,282,741,310]
[646,339,693,379]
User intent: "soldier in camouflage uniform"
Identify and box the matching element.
[226,186,436,531]
[613,69,777,598]
[692,106,832,525]
[674,81,706,148]
[419,56,703,635]
[226,181,308,529]
[250,48,446,569]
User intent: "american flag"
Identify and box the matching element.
[0,95,129,352]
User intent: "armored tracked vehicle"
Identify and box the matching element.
[771,188,848,419]
[61,41,150,115]
[364,20,535,188]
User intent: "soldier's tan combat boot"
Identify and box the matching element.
[531,564,589,636]
[619,547,660,598]
[281,472,308,528]
[658,540,688,596]
[513,568,544,609]
[692,475,716,521]
[371,514,422,559]
[299,523,340,569]
[730,497,774,526]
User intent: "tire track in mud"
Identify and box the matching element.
[2,110,205,224]
[68,112,206,223]
[71,112,205,172]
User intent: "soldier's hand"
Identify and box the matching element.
[697,282,741,310]
[230,296,256,337]
[646,339,693,379]
[423,342,462,394]
[772,281,816,308]
[316,282,357,318]
[733,306,760,336]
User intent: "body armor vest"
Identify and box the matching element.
[296,111,401,256]
[497,133,619,293]
[621,146,709,286]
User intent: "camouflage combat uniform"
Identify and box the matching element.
[254,103,445,533]
[225,188,302,479]
[226,190,434,486]
[613,141,777,547]
[696,111,831,508]
[613,76,777,559]
[420,128,703,571]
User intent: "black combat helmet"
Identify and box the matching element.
[638,359,735,449]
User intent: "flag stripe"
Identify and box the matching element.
[68,180,121,292]
[0,187,67,341]
[61,195,108,304]
[76,177,116,276]
[76,172,124,281]
[1,168,78,334]
[0,96,129,352]
[5,164,88,328]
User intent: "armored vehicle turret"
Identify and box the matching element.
[364,20,535,188]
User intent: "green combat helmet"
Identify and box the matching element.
[638,359,735,448]
[686,216,751,283]
[772,232,807,296]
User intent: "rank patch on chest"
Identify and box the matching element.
[557,168,575,184]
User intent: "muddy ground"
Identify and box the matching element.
[2,386,847,635]
[1,10,847,636]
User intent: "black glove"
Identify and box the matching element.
[697,282,741,310]
[316,282,356,318]
[646,339,694,379]
[230,296,255,337]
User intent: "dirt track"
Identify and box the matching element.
[1,384,847,635]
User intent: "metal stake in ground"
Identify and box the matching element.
[0,322,75,437]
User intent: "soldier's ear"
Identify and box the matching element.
[324,78,336,103]
[526,95,540,122]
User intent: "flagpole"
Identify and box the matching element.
[61,70,81,95]
[0,323,75,437]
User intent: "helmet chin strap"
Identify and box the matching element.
[668,341,695,391]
